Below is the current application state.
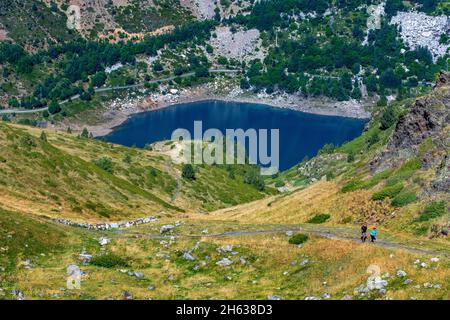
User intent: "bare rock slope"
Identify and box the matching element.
[371,72,450,192]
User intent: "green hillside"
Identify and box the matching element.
[0,122,270,221]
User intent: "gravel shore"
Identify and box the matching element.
[58,85,372,137]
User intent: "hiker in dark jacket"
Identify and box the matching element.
[361,224,368,242]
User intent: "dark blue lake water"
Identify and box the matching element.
[103,100,367,171]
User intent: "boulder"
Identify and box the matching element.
[430,257,440,263]
[300,259,310,268]
[216,258,233,267]
[78,252,93,263]
[367,276,388,290]
[182,252,195,261]
[160,224,174,234]
[123,291,133,300]
[11,289,24,300]
[322,293,331,299]
[98,237,110,246]
[218,245,233,253]
[396,270,407,278]
[423,282,433,289]
[127,271,144,278]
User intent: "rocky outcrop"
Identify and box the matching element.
[433,154,450,192]
[53,216,158,230]
[391,12,450,61]
[370,72,450,191]
[297,153,347,180]
[209,26,265,63]
[435,71,450,88]
[430,222,450,238]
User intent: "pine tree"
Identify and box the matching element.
[182,164,196,180]
[81,128,89,138]
[380,107,397,130]
[347,150,355,163]
[48,100,61,114]
[40,131,47,142]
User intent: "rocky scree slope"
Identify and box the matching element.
[370,72,450,193]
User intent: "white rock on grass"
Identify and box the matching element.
[300,259,310,268]
[11,289,24,300]
[403,279,413,285]
[123,291,133,300]
[218,245,233,253]
[160,225,174,234]
[183,252,195,261]
[216,258,233,267]
[367,277,388,290]
[98,237,110,246]
[396,270,407,278]
[322,293,331,299]
[127,271,144,278]
[78,252,93,263]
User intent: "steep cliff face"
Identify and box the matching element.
[370,72,450,192]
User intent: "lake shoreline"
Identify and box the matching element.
[80,90,372,137]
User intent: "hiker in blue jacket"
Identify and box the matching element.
[370,227,377,242]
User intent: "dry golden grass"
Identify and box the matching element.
[202,180,391,225]
[15,232,449,300]
[200,181,336,224]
